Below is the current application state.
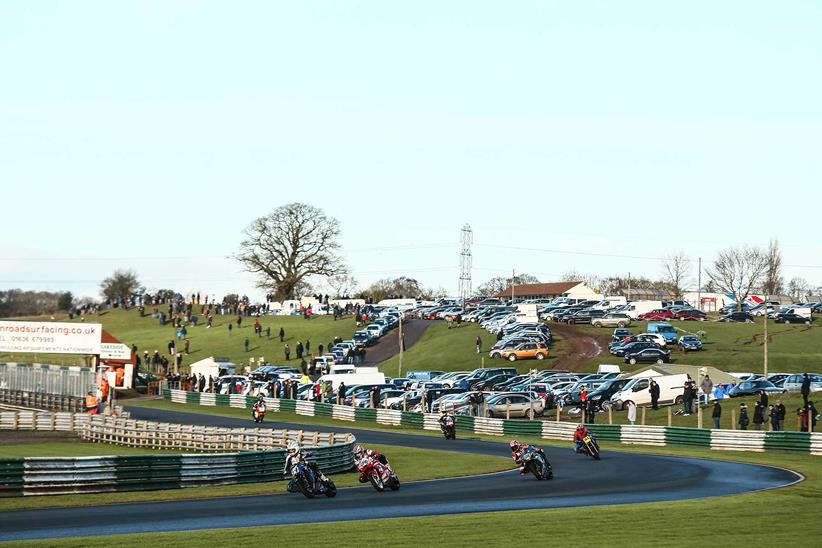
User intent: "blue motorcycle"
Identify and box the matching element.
[288,460,337,498]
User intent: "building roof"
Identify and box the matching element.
[496,281,581,298]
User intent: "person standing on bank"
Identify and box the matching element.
[712,400,722,429]
[752,401,764,430]
[738,403,749,430]
[649,379,660,410]
[279,327,285,343]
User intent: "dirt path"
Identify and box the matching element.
[549,323,609,371]
[363,319,431,365]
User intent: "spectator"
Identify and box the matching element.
[627,400,637,425]
[266,326,271,338]
[682,382,695,416]
[738,403,749,430]
[296,341,304,360]
[475,336,482,354]
[279,327,285,342]
[649,379,660,410]
[712,400,722,429]
[700,375,713,406]
[586,398,597,424]
[752,401,764,430]
[374,385,381,408]
[228,322,233,336]
[184,338,190,354]
[337,382,346,405]
[801,373,811,406]
[243,336,249,352]
[759,389,769,410]
[300,358,307,375]
[318,343,324,355]
[305,340,310,353]
[284,344,291,361]
[775,400,786,431]
[768,404,779,431]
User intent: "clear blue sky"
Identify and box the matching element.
[1,1,820,300]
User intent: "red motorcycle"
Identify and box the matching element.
[356,454,400,492]
[252,400,267,423]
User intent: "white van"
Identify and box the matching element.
[622,301,664,319]
[610,373,688,410]
[783,307,812,319]
[317,364,386,390]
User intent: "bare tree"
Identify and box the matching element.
[762,239,784,295]
[705,246,768,310]
[662,252,691,299]
[787,277,810,302]
[235,203,345,300]
[327,274,358,298]
[100,270,142,302]
[560,270,600,290]
[476,274,540,296]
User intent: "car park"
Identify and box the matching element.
[610,340,659,357]
[612,328,632,342]
[638,309,675,321]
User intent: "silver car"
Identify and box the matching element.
[782,373,822,393]
[591,313,632,328]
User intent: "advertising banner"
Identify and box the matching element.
[0,321,102,354]
[100,343,131,360]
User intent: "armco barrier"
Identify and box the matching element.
[0,389,84,412]
[0,409,356,497]
[163,389,820,456]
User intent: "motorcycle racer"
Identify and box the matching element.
[509,440,548,475]
[573,423,592,453]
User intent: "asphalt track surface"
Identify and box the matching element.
[362,318,429,364]
[0,406,801,542]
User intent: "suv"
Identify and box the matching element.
[592,313,631,328]
[499,342,550,361]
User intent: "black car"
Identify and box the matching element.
[727,380,783,397]
[612,328,631,342]
[719,311,754,323]
[586,379,630,406]
[624,348,671,365]
[566,309,606,324]
[774,313,812,325]
[610,340,658,357]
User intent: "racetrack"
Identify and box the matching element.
[0,406,801,542]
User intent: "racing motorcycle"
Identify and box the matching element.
[520,446,553,480]
[578,434,601,461]
[287,460,337,498]
[252,400,267,423]
[357,454,400,492]
[441,414,456,440]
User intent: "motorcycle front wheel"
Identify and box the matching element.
[323,479,337,497]
[297,475,315,498]
[389,475,400,491]
[369,473,385,492]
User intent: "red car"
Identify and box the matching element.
[673,309,707,321]
[638,309,675,321]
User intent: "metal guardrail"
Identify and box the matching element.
[0,363,94,398]
[0,389,83,412]
[0,410,355,497]
[163,388,822,456]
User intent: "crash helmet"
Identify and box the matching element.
[353,445,365,458]
[577,423,585,431]
[509,440,521,452]
[287,440,300,455]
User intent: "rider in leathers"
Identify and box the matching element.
[573,423,593,453]
[509,440,550,475]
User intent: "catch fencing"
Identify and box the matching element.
[0,409,355,497]
[0,389,84,412]
[164,388,822,456]
[0,363,95,398]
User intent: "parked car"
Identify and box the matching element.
[612,328,632,342]
[610,340,659,357]
[591,313,632,328]
[719,311,754,323]
[782,374,822,393]
[623,348,671,365]
[499,342,550,361]
[727,380,784,397]
[484,393,544,418]
[638,309,675,321]
[774,313,813,325]
[674,309,707,321]
[677,335,703,352]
